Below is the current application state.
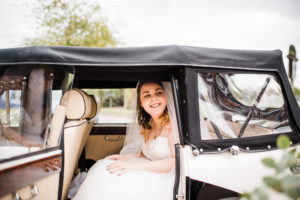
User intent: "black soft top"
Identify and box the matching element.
[0,45,299,150]
[0,45,283,69]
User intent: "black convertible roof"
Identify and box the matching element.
[0,45,283,69]
[0,45,299,150]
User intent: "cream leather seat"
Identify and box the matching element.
[60,88,99,200]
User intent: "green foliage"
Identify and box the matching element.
[263,176,282,192]
[24,0,118,47]
[241,135,300,200]
[98,89,124,107]
[241,187,269,200]
[261,158,276,168]
[83,89,124,107]
[294,87,300,106]
[294,87,300,97]
[281,175,300,199]
[277,134,292,149]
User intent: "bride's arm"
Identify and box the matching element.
[105,151,142,160]
[136,157,175,173]
[107,157,175,175]
[108,127,176,175]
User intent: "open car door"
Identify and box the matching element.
[176,67,300,200]
[0,64,74,200]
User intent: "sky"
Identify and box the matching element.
[0,0,300,86]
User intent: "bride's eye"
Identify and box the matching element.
[144,94,150,98]
[156,91,163,95]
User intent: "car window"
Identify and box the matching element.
[83,88,136,124]
[198,72,292,140]
[51,90,63,113]
[0,65,74,161]
[0,90,21,127]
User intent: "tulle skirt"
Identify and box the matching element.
[73,158,175,200]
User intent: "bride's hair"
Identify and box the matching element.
[136,81,170,140]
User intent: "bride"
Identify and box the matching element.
[73,81,178,200]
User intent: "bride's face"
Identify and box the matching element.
[140,82,167,118]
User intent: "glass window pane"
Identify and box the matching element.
[83,88,135,123]
[0,65,74,161]
[51,90,63,113]
[198,72,292,140]
[0,90,21,126]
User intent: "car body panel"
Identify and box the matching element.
[183,145,281,193]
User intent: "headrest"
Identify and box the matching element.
[60,88,98,120]
[89,95,101,119]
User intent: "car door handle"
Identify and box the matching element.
[13,184,39,200]
[105,135,123,141]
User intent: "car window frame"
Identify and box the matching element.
[184,67,298,152]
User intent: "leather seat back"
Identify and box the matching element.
[60,89,99,200]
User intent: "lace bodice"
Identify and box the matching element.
[141,129,172,161]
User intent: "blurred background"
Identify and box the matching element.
[0,0,299,123]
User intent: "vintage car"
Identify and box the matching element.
[0,45,299,200]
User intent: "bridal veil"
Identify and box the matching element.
[120,82,179,154]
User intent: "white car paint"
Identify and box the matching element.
[178,145,292,200]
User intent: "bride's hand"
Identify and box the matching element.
[106,160,138,176]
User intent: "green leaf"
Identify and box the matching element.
[281,175,300,199]
[263,176,282,192]
[281,152,297,168]
[255,187,269,200]
[276,135,290,149]
[240,192,251,199]
[288,147,297,154]
[261,158,276,168]
[276,163,288,174]
[297,152,300,159]
[241,187,270,200]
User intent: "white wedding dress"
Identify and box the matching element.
[73,133,175,200]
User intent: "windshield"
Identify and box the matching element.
[0,65,74,160]
[198,72,292,140]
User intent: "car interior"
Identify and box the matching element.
[56,67,176,199]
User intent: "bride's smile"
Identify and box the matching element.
[140,82,167,118]
[150,103,161,108]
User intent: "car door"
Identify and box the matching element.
[176,67,300,200]
[0,65,74,200]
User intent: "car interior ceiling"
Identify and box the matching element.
[73,66,173,88]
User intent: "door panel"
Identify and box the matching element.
[0,150,61,199]
[85,125,126,161]
[181,145,283,194]
[1,173,60,200]
[85,135,125,161]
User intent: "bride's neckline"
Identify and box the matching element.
[144,135,168,149]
